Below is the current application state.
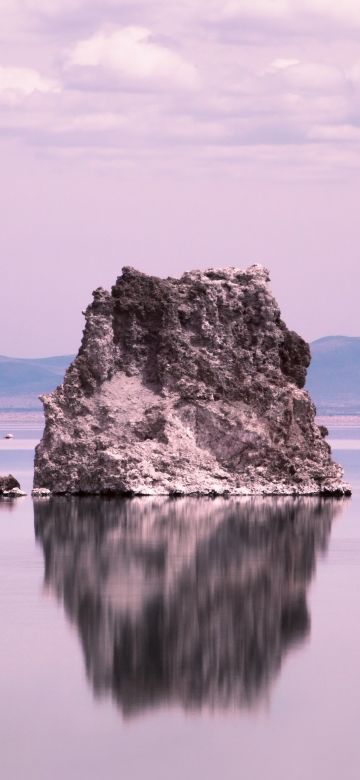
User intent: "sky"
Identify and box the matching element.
[1,0,360,357]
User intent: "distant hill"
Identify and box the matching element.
[306,336,360,415]
[0,355,74,410]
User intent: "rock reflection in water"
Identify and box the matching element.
[34,496,342,716]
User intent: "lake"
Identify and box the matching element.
[1,417,360,780]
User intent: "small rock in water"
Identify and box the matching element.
[3,487,27,498]
[0,475,20,494]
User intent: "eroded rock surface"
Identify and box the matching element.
[34,265,350,495]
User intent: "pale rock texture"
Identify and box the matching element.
[32,487,51,498]
[34,265,350,495]
[3,487,27,497]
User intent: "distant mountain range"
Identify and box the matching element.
[0,335,359,414]
[0,355,74,410]
[306,336,360,415]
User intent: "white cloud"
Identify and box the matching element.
[68,27,201,90]
[0,66,60,98]
[213,0,360,25]
[266,59,345,91]
[270,59,300,70]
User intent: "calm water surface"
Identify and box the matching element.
[1,422,360,780]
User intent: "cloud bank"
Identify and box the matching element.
[1,0,360,177]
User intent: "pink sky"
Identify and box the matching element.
[1,0,360,356]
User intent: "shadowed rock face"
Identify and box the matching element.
[0,475,20,494]
[34,265,349,495]
[34,496,342,716]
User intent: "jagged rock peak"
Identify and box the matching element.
[34,264,350,496]
[119,263,270,285]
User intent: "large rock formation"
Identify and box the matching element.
[34,495,342,715]
[34,265,350,495]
